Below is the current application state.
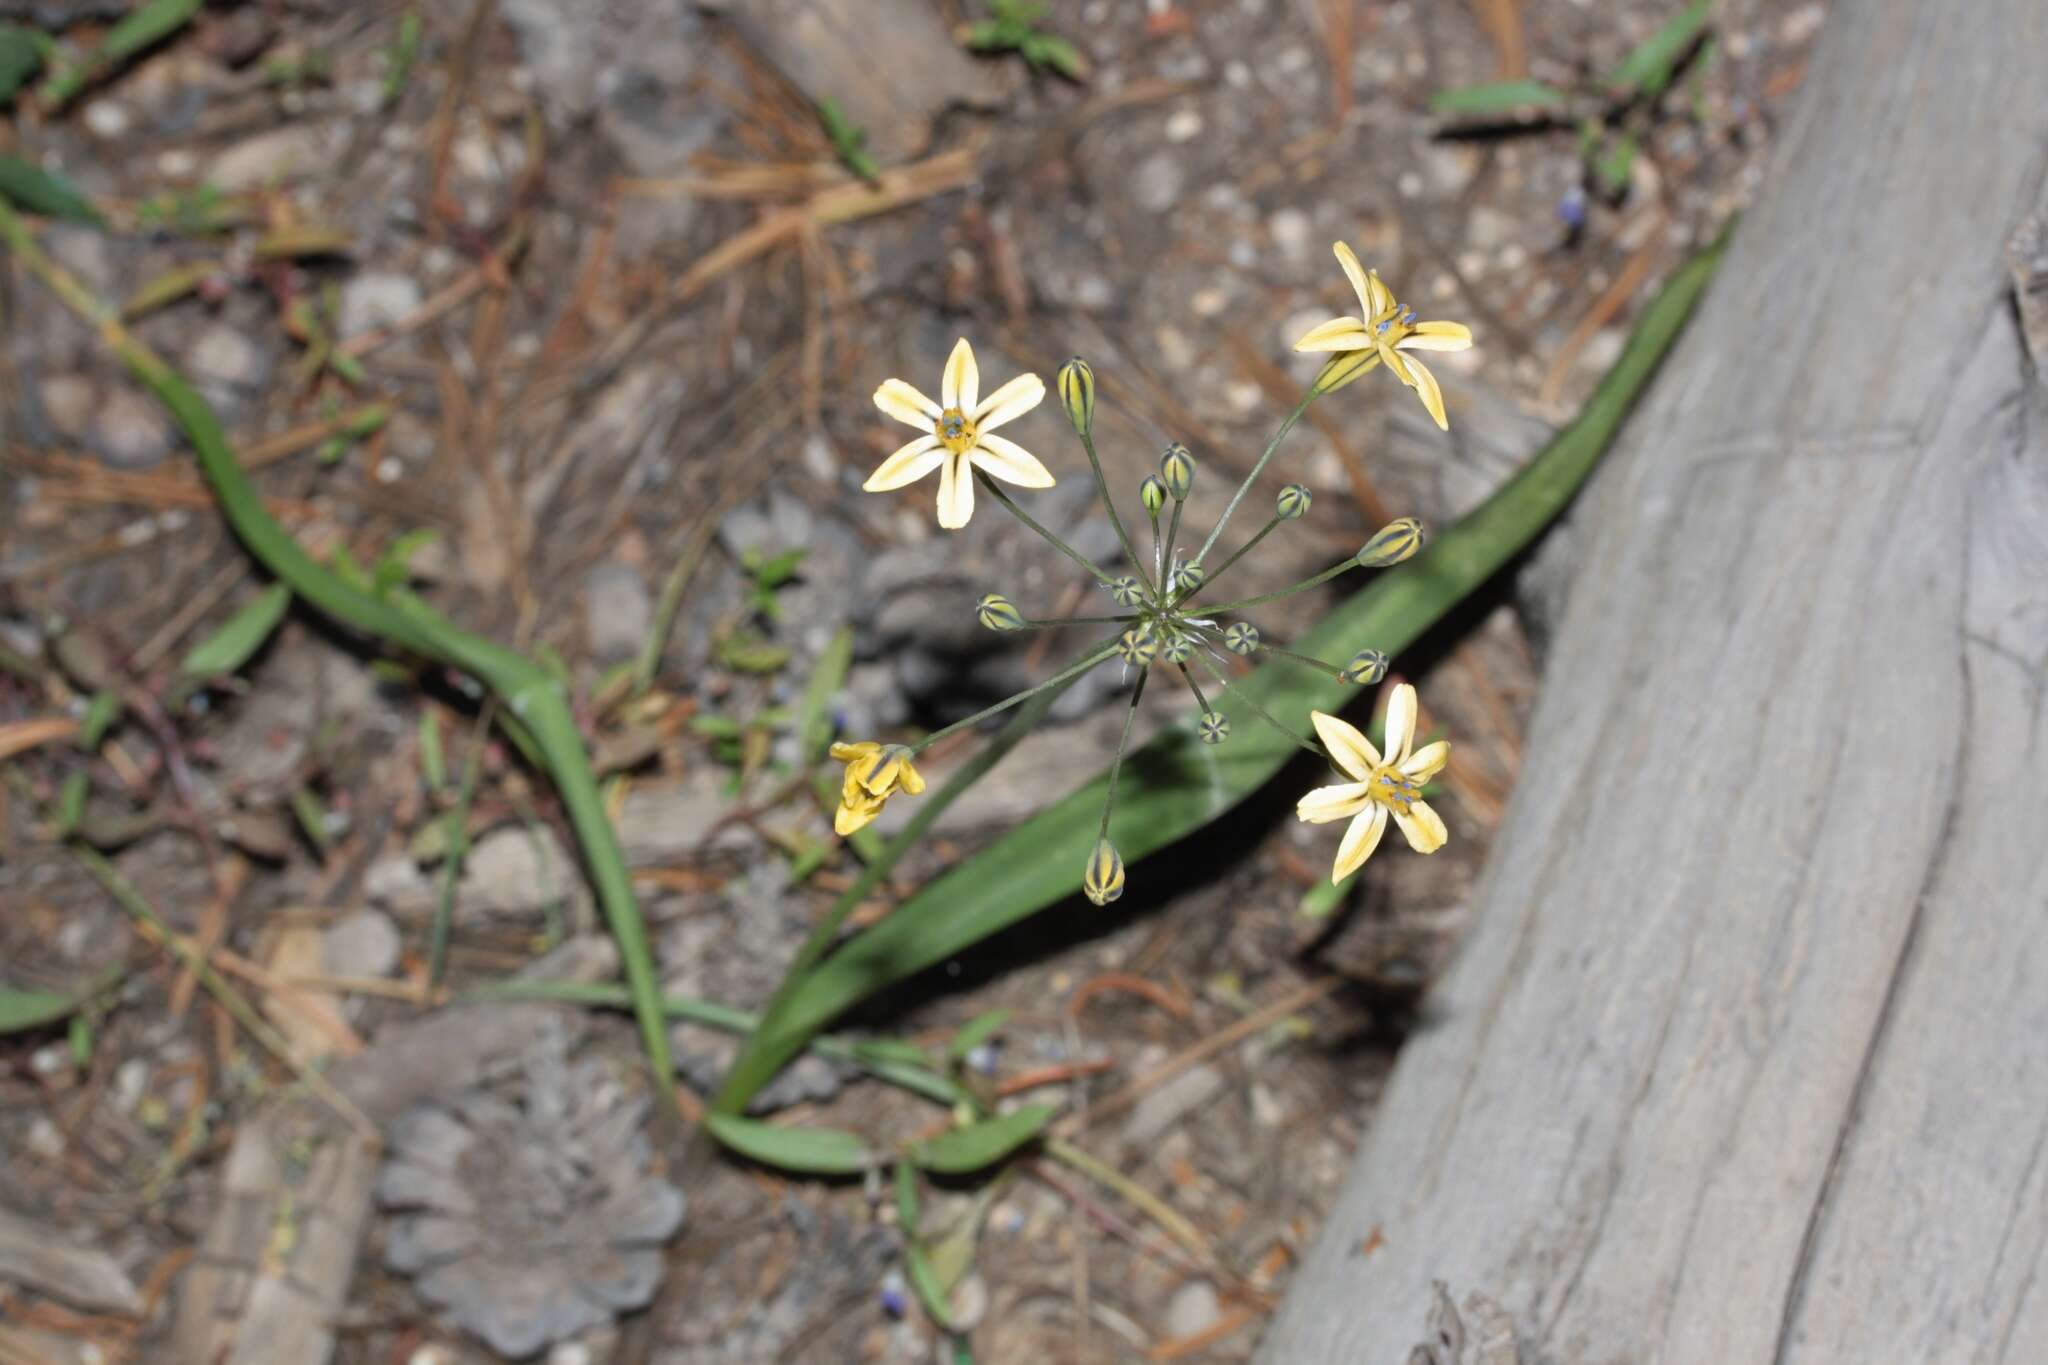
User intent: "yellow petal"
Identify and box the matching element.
[1332,804,1389,882]
[1406,354,1448,430]
[875,378,939,428]
[1297,781,1373,824]
[835,793,882,836]
[936,452,974,529]
[895,759,926,795]
[972,432,1056,488]
[1332,241,1384,318]
[942,337,979,412]
[1292,316,1371,352]
[1400,739,1449,784]
[1393,799,1448,854]
[862,434,946,491]
[1310,710,1381,780]
[855,749,903,795]
[972,373,1045,432]
[1383,683,1417,764]
[829,741,879,763]
[1396,321,1473,352]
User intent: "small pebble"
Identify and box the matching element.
[82,100,130,138]
[1164,107,1203,143]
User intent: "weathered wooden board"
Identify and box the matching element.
[1256,1,2048,1360]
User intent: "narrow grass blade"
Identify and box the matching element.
[180,582,291,677]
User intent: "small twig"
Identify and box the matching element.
[72,845,377,1139]
[1058,977,1342,1136]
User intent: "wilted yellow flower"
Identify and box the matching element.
[1293,242,1472,430]
[867,338,1053,529]
[1295,683,1449,883]
[829,741,926,836]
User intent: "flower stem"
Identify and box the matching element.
[1197,556,1357,614]
[1013,613,1141,631]
[1193,650,1321,755]
[1176,514,1279,607]
[1174,663,1213,715]
[1097,667,1150,839]
[1192,388,1315,568]
[910,637,1122,756]
[1077,429,1151,590]
[1159,498,1185,590]
[977,472,1128,595]
[1204,629,1346,681]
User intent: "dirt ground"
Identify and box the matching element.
[0,1,1825,1361]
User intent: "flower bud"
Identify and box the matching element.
[1116,624,1159,667]
[1169,562,1205,598]
[1160,630,1194,665]
[1356,516,1425,569]
[1108,575,1145,607]
[1222,622,1260,655]
[1160,442,1195,500]
[1198,710,1230,745]
[1139,474,1167,518]
[1082,837,1126,906]
[1341,649,1388,685]
[1277,484,1312,520]
[1311,348,1382,396]
[975,593,1024,632]
[1057,357,1095,437]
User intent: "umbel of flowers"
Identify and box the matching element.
[840,242,1472,896]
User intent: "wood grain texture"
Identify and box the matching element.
[1256,2,2048,1360]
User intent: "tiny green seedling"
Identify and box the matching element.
[1431,0,1715,203]
[963,0,1085,80]
[816,98,880,184]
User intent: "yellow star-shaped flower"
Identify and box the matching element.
[1293,242,1473,430]
[829,740,926,836]
[866,338,1053,529]
[1296,683,1449,883]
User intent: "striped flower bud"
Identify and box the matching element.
[1356,517,1425,569]
[1160,442,1195,500]
[1198,710,1230,745]
[1057,357,1095,436]
[1108,575,1145,607]
[1277,484,1312,520]
[1169,562,1205,598]
[1222,622,1260,655]
[975,593,1024,632]
[1116,624,1159,667]
[1311,348,1382,396]
[1160,631,1194,665]
[1082,837,1126,906]
[1139,474,1168,518]
[1341,649,1388,684]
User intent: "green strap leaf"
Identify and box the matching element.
[181,582,292,677]
[1430,79,1571,117]
[945,1009,1011,1063]
[908,1104,1058,1174]
[0,25,46,102]
[0,986,79,1034]
[0,156,104,227]
[703,1112,874,1175]
[1608,0,1714,96]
